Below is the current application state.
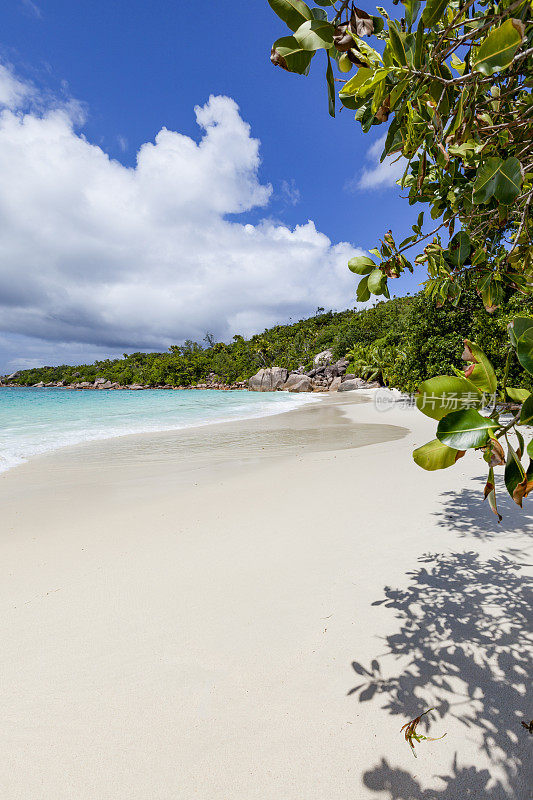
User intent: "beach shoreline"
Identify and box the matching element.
[0,386,325,476]
[0,391,530,799]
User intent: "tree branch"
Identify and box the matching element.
[397,218,455,255]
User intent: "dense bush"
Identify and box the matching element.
[7,291,533,392]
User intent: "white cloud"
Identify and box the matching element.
[0,65,34,110]
[281,178,300,205]
[354,134,405,190]
[0,67,364,369]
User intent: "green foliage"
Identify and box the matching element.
[345,341,406,384]
[413,316,533,518]
[268,0,533,310]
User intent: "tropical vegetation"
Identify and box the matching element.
[414,316,533,516]
[267,0,532,309]
[6,290,533,394]
[266,0,533,514]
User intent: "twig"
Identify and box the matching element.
[405,49,533,89]
[397,219,456,255]
[440,0,526,60]
[433,0,477,54]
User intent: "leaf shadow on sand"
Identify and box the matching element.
[348,551,533,798]
[433,475,533,540]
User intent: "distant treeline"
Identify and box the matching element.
[7,290,533,393]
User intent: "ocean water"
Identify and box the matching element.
[0,387,317,473]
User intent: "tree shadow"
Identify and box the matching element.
[363,756,519,799]
[348,551,533,798]
[433,475,533,540]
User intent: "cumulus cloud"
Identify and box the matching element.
[354,134,405,190]
[0,66,363,369]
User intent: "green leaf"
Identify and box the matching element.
[339,94,358,110]
[519,394,533,426]
[293,19,334,49]
[504,440,526,504]
[348,255,376,275]
[402,0,421,28]
[445,88,465,138]
[271,36,315,73]
[516,428,525,458]
[506,387,530,403]
[388,21,408,66]
[312,0,334,5]
[462,340,497,395]
[473,19,525,77]
[508,317,533,347]
[471,247,486,266]
[372,15,385,34]
[421,0,448,28]
[414,19,424,68]
[356,275,371,302]
[326,52,335,117]
[413,438,461,470]
[493,158,522,204]
[341,68,389,103]
[450,53,465,75]
[437,409,496,450]
[367,268,385,293]
[447,232,470,267]
[351,36,383,66]
[517,328,533,375]
[484,466,502,522]
[473,157,522,205]
[472,158,502,204]
[390,78,409,109]
[267,0,313,31]
[311,7,328,20]
[478,272,504,312]
[339,67,374,97]
[416,376,482,420]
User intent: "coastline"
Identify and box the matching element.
[0,391,530,799]
[0,387,323,475]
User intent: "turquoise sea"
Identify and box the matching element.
[0,387,316,473]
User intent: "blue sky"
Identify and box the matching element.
[0,0,420,372]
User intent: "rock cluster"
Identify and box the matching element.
[248,353,379,393]
[248,367,288,392]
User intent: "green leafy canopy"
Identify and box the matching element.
[267,0,533,312]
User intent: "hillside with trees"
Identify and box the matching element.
[5,290,533,393]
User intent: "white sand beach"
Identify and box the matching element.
[0,391,531,799]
